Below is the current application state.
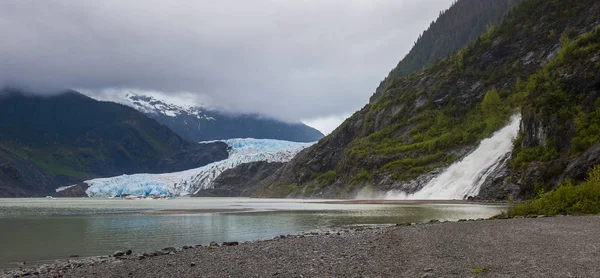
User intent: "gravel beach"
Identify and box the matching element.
[4,215,600,278]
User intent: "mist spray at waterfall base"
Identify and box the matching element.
[385,114,521,200]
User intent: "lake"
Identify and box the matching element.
[0,198,506,268]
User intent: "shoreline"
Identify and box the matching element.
[4,214,599,277]
[317,199,508,205]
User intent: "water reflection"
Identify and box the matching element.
[0,199,505,268]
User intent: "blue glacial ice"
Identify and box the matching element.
[85,138,313,197]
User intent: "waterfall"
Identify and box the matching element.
[385,114,521,200]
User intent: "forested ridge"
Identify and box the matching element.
[372,0,520,102]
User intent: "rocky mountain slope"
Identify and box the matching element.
[193,161,285,197]
[0,146,58,197]
[371,0,520,102]
[0,89,229,197]
[253,0,600,199]
[94,93,324,143]
[505,24,600,198]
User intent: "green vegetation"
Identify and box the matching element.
[350,169,372,184]
[471,266,489,275]
[372,0,520,101]
[313,171,337,185]
[506,165,600,216]
[510,25,600,168]
[351,87,522,181]
[572,100,600,155]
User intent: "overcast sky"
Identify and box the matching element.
[0,0,453,134]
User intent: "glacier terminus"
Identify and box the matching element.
[85,138,314,198]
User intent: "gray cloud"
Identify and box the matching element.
[0,0,453,122]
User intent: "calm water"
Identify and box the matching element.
[0,198,506,268]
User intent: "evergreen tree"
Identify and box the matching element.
[371,0,520,102]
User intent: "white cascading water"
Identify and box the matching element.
[385,114,521,200]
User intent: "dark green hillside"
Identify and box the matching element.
[255,0,600,199]
[0,89,228,196]
[371,0,520,102]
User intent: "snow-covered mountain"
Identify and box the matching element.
[85,138,313,197]
[89,92,324,143]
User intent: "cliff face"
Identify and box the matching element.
[254,0,600,199]
[507,25,600,198]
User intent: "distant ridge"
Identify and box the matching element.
[91,92,324,143]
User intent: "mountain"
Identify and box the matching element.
[93,92,324,143]
[371,0,520,102]
[0,89,229,197]
[82,139,312,197]
[196,161,285,197]
[252,0,600,199]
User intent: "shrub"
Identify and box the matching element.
[315,170,336,185]
[507,165,600,216]
[350,169,372,184]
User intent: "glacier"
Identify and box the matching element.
[85,138,313,197]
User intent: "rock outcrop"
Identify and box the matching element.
[194,161,284,197]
